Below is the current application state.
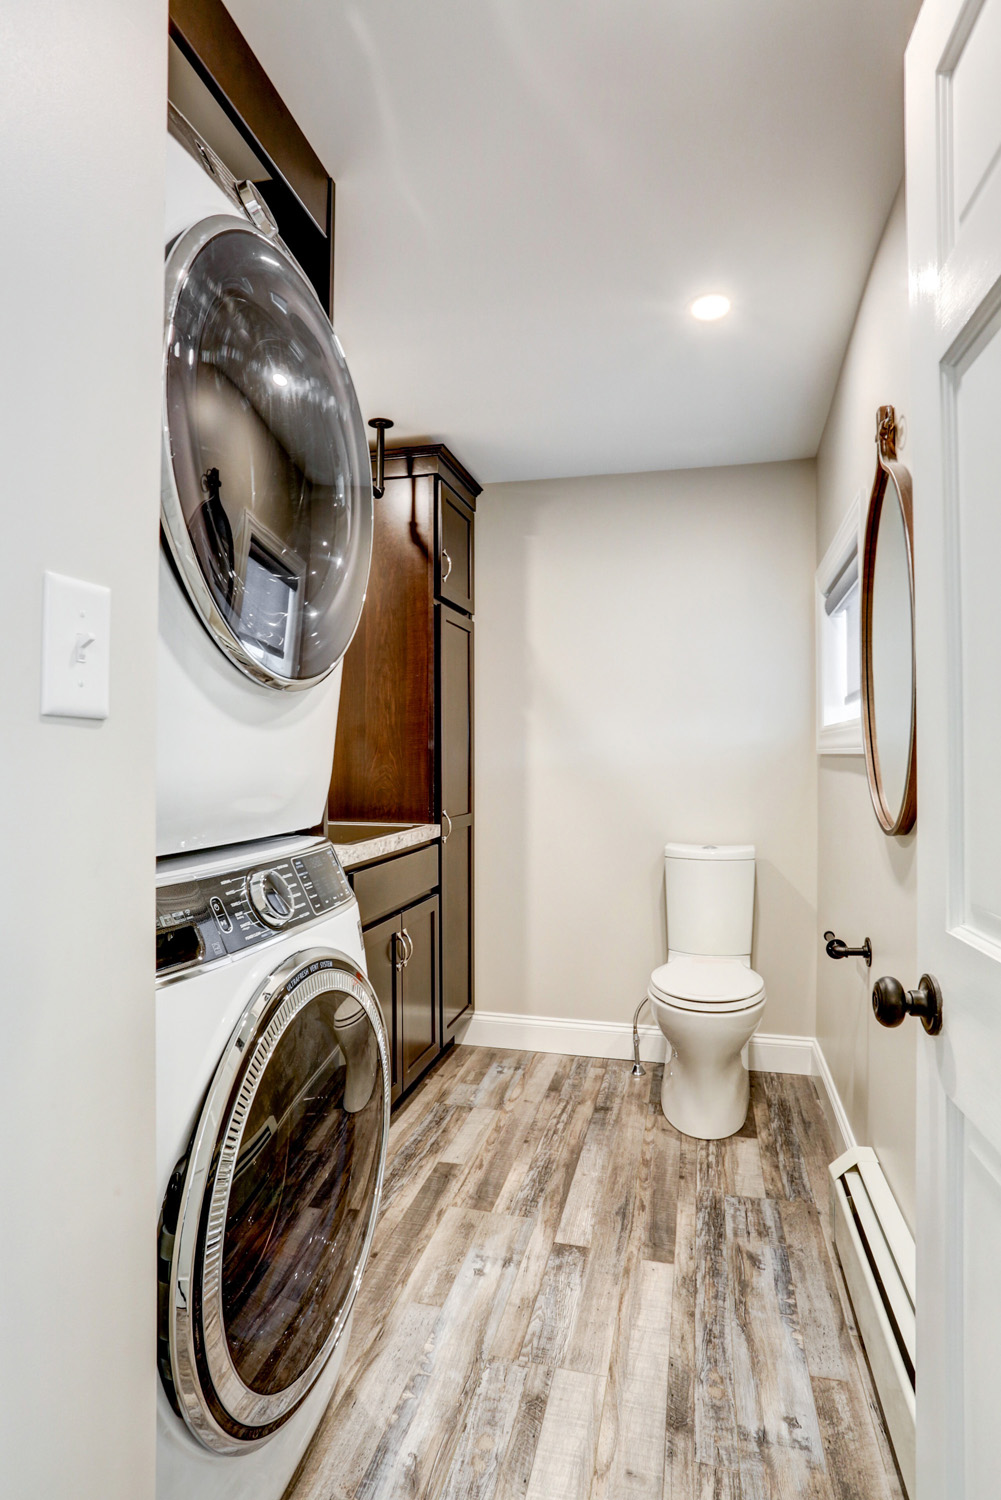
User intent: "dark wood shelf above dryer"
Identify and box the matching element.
[167,0,336,316]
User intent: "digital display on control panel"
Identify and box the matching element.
[155,843,354,977]
[291,852,351,914]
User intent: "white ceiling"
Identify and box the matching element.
[227,0,921,484]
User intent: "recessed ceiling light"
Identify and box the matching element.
[690,294,731,322]
[272,370,289,387]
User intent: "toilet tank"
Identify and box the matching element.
[664,843,755,958]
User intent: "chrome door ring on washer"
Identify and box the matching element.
[160,948,390,1453]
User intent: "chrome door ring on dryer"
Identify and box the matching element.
[161,210,372,692]
[158,946,389,1454]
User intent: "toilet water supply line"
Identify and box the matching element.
[633,997,675,1079]
[631,997,649,1077]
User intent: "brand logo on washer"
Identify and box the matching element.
[286,957,334,992]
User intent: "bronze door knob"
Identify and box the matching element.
[871,973,944,1035]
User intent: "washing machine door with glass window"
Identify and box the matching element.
[162,214,373,690]
[158,949,389,1453]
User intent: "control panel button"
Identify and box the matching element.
[209,896,233,934]
[293,855,323,912]
[248,868,296,929]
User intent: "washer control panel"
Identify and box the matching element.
[156,841,354,977]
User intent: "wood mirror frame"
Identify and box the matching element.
[861,405,917,836]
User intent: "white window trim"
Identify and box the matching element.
[816,493,864,756]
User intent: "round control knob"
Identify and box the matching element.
[248,868,295,929]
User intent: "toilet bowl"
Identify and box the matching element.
[649,843,765,1139]
[648,958,766,1138]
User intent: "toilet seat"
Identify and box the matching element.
[648,956,765,1013]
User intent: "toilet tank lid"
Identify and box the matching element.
[664,842,755,861]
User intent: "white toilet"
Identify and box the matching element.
[648,843,766,1139]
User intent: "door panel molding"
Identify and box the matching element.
[907,2,1001,1492]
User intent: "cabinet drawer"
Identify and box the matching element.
[352,843,439,926]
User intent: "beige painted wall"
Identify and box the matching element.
[816,186,917,1228]
[475,461,817,1039]
[0,3,165,1494]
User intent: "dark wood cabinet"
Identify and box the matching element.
[362,895,440,1103]
[330,444,478,1070]
[354,844,440,1106]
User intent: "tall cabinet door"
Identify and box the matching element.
[441,825,473,1032]
[439,609,472,819]
[438,483,474,615]
[362,913,402,1104]
[439,606,474,1031]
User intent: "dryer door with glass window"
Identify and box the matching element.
[162,217,373,689]
[159,948,389,1453]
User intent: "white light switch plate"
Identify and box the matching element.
[41,571,111,720]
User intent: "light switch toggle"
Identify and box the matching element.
[41,571,111,720]
[74,631,95,665]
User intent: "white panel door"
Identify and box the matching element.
[907,3,1001,1495]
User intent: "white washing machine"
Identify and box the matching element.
[156,834,389,1500]
[158,107,373,856]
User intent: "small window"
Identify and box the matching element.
[817,498,864,754]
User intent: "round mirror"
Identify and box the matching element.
[861,406,916,835]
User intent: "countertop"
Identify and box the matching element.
[327,821,440,870]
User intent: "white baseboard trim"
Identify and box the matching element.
[747,1033,816,1075]
[810,1038,857,1156]
[457,1009,815,1076]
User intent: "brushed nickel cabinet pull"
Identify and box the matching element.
[441,809,452,843]
[441,548,453,584]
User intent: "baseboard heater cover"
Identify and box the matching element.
[829,1146,916,1498]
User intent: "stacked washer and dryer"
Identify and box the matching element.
[155,108,387,1500]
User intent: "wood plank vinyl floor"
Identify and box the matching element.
[284,1047,905,1500]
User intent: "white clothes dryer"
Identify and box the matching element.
[158,108,373,856]
[156,834,388,1500]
